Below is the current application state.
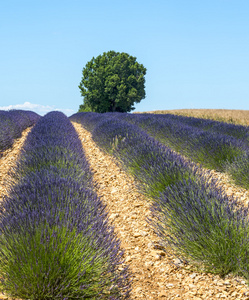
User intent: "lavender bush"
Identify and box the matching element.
[160,113,249,141]
[0,110,40,156]
[150,176,249,277]
[8,110,40,131]
[225,151,249,190]
[13,112,92,186]
[0,173,128,299]
[181,130,245,172]
[0,111,130,299]
[70,112,114,132]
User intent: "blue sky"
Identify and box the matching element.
[1,0,249,116]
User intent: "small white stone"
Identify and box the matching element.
[148,242,153,248]
[154,254,161,261]
[125,256,132,262]
[145,261,154,268]
[173,258,182,265]
[135,287,143,293]
[134,232,141,237]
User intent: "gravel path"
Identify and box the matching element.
[0,127,31,204]
[72,122,249,300]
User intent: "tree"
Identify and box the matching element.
[78,103,92,112]
[78,51,146,113]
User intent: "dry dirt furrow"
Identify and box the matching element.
[0,127,31,203]
[205,169,249,208]
[72,122,249,300]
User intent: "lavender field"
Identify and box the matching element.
[0,110,249,299]
[70,112,249,279]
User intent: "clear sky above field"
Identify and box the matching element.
[0,0,249,116]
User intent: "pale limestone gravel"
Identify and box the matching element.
[0,127,32,202]
[207,169,249,208]
[72,121,249,300]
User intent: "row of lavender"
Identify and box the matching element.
[70,112,249,282]
[0,110,40,156]
[154,113,249,140]
[113,113,249,190]
[0,112,130,299]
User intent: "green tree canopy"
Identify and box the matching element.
[78,51,146,113]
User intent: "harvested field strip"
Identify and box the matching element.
[72,122,249,300]
[141,109,249,126]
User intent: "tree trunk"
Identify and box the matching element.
[111,101,116,112]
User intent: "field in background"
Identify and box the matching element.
[138,109,249,126]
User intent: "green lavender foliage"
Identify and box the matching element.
[150,176,249,277]
[225,151,249,189]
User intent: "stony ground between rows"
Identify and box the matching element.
[0,124,249,299]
